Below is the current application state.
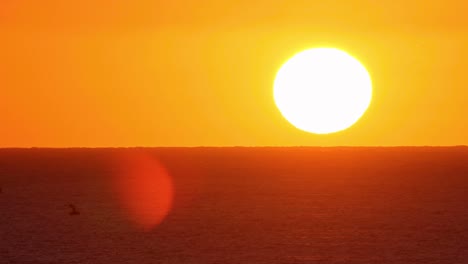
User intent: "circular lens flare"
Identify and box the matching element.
[113,152,174,231]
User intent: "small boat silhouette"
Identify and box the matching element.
[68,204,80,215]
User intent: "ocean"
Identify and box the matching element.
[1,147,467,263]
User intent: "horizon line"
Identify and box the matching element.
[0,145,467,150]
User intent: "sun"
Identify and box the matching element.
[273,47,372,134]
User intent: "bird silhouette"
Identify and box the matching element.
[68,204,80,215]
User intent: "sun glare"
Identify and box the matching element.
[274,48,372,134]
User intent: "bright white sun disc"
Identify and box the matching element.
[274,48,372,134]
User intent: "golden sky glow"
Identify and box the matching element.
[1,1,468,147]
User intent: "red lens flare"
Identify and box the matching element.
[112,152,174,231]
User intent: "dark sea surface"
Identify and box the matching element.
[1,147,468,264]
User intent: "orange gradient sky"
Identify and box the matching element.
[1,0,467,147]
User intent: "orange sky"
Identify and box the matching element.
[1,0,467,147]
